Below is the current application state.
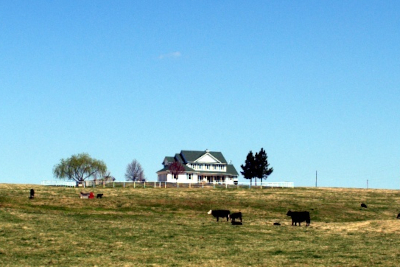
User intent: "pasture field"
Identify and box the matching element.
[1,184,400,266]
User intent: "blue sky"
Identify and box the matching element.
[1,1,399,189]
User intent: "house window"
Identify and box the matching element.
[187,174,192,180]
[206,164,210,170]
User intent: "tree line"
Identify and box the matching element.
[53,153,145,185]
[53,148,273,185]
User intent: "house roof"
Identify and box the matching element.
[156,164,194,173]
[162,156,175,165]
[180,150,227,164]
[226,164,239,176]
[174,153,185,163]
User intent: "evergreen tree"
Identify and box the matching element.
[241,151,255,186]
[254,148,273,186]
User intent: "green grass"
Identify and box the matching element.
[1,184,400,266]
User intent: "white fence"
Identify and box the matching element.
[41,180,294,189]
[41,180,76,187]
[255,182,294,188]
[113,181,294,189]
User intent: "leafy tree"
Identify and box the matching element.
[169,161,185,182]
[254,148,273,186]
[53,153,107,185]
[125,159,145,182]
[241,151,256,186]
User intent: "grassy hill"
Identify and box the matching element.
[1,184,400,266]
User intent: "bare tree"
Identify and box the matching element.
[125,159,145,182]
[169,161,185,182]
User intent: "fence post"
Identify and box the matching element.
[134,182,136,188]
[144,182,146,188]
[165,182,167,188]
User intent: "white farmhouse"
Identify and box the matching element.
[157,149,239,184]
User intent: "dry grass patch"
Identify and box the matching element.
[2,184,400,266]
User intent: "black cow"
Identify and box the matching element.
[397,213,400,219]
[361,203,367,208]
[96,194,104,199]
[286,210,310,226]
[29,189,35,199]
[229,212,242,223]
[207,210,230,222]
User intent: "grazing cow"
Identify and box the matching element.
[286,210,310,226]
[96,193,104,199]
[29,189,35,199]
[397,213,400,219]
[361,203,367,208]
[231,221,242,225]
[207,210,230,222]
[229,212,242,223]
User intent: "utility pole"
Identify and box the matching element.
[315,170,318,187]
[367,179,369,189]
